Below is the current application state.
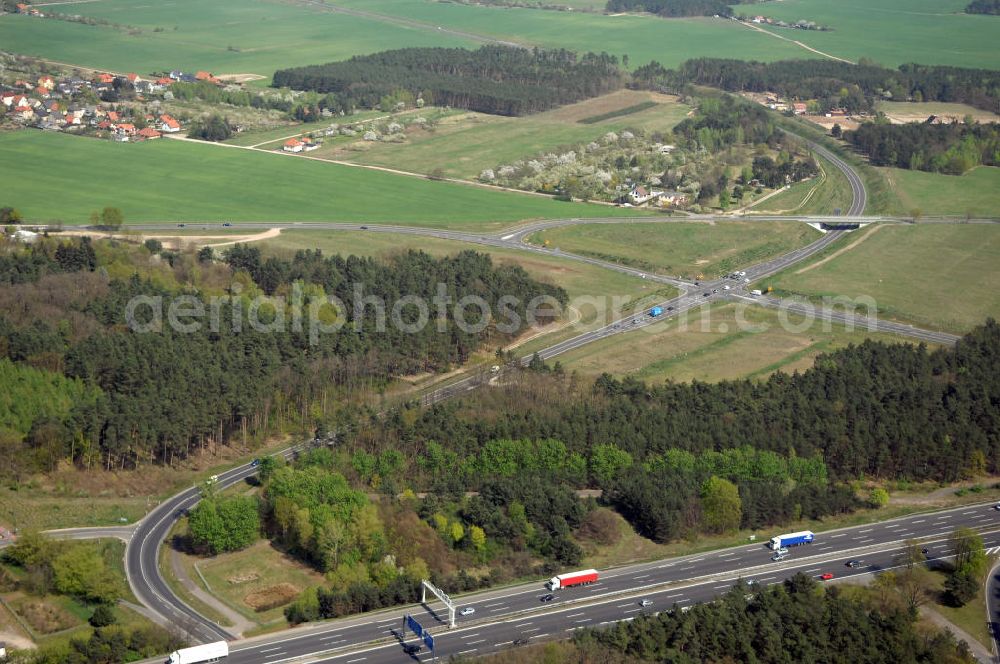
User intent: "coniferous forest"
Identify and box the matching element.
[0,236,565,475]
[272,46,626,116]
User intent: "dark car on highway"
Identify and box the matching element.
[540,594,555,602]
[846,560,862,568]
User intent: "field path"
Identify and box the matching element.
[169,549,255,637]
[163,134,613,204]
[733,19,854,64]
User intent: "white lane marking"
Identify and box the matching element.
[805,568,821,573]
[462,633,480,639]
[617,603,634,608]
[483,601,505,607]
[912,519,926,523]
[458,649,477,655]
[260,647,283,653]
[566,612,585,618]
[830,533,846,538]
[524,627,540,633]
[465,639,486,645]
[489,605,510,612]
[714,584,730,589]
[501,233,516,240]
[575,618,591,623]
[623,608,641,614]
[633,574,650,579]
[858,529,872,533]
[263,653,286,659]
[346,659,366,663]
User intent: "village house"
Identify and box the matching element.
[138,127,162,140]
[793,102,808,115]
[283,138,304,153]
[657,191,688,207]
[159,114,181,132]
[627,185,663,206]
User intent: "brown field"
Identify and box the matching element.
[244,583,300,613]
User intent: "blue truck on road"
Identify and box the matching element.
[649,306,663,317]
[769,530,815,549]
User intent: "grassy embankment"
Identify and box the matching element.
[761,223,1000,333]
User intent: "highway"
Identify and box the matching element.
[196,501,1000,663]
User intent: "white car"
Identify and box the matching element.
[459,607,475,616]
[639,599,653,607]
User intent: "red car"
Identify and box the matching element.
[820,573,834,581]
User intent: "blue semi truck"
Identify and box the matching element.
[768,530,815,549]
[649,306,663,317]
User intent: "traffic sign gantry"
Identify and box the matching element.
[421,579,456,628]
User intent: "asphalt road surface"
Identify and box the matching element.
[125,448,303,642]
[194,501,1000,663]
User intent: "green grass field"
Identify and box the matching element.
[329,0,807,67]
[553,303,926,383]
[334,90,690,178]
[764,223,1000,333]
[880,167,1000,219]
[196,540,325,624]
[0,131,638,229]
[0,0,474,79]
[748,0,1000,68]
[528,221,821,280]
[0,0,808,80]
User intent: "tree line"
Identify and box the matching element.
[632,57,1000,115]
[965,0,1000,14]
[605,0,733,17]
[844,121,1000,174]
[272,45,626,116]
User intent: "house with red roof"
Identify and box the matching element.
[159,114,181,132]
[138,127,161,140]
[13,105,35,121]
[0,92,15,107]
[107,110,120,122]
[283,138,304,153]
[37,75,55,90]
[116,123,137,135]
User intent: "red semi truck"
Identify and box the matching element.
[546,569,599,590]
